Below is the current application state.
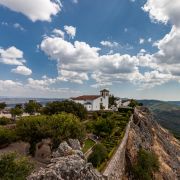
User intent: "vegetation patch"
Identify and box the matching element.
[132,149,159,180]
[42,100,87,120]
[16,113,85,154]
[0,117,11,125]
[85,111,131,170]
[88,143,108,168]
[82,138,96,153]
[0,152,34,180]
[0,126,16,147]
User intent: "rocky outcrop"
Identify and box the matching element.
[28,139,104,180]
[125,107,180,180]
[35,139,52,164]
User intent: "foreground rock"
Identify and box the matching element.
[28,139,104,180]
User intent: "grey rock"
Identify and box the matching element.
[68,139,81,151]
[52,141,73,158]
[125,107,180,180]
[28,140,104,180]
[35,139,52,164]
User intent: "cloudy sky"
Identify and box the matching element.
[0,0,180,100]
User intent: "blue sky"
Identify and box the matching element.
[0,0,180,100]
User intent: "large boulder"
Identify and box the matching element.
[68,139,81,151]
[35,139,52,164]
[28,140,104,180]
[52,141,73,158]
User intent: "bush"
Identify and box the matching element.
[132,149,159,180]
[42,100,87,120]
[10,107,23,120]
[0,127,16,146]
[24,100,42,115]
[16,113,86,154]
[0,117,11,125]
[0,102,6,111]
[93,117,115,138]
[0,152,34,180]
[88,143,108,168]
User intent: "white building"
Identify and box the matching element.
[71,89,109,111]
[115,98,122,108]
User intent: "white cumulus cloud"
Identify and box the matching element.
[139,38,145,44]
[64,25,76,39]
[143,0,180,27]
[13,23,24,31]
[11,65,32,76]
[100,41,119,48]
[0,46,25,65]
[0,0,62,22]
[52,28,64,38]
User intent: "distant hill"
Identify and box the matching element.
[138,100,180,139]
[0,97,65,108]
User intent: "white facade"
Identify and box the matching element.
[71,89,109,111]
[115,98,122,108]
[122,101,130,107]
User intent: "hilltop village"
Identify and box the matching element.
[0,91,179,179]
[0,90,139,179]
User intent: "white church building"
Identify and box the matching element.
[71,89,109,111]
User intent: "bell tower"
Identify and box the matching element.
[100,89,109,110]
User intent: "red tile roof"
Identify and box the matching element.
[100,89,109,92]
[71,95,101,101]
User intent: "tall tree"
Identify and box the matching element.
[0,102,6,113]
[10,107,23,121]
[24,100,41,115]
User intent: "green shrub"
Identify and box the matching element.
[0,117,11,125]
[0,152,34,180]
[132,149,159,180]
[82,139,96,153]
[93,117,115,138]
[88,143,108,168]
[42,100,87,120]
[16,113,86,154]
[0,127,16,146]
[24,100,42,115]
[0,102,6,111]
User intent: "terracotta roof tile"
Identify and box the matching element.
[71,95,101,101]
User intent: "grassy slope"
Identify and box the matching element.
[138,100,180,138]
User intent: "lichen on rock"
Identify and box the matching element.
[28,139,104,180]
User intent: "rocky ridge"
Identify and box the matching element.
[125,107,180,179]
[28,139,104,180]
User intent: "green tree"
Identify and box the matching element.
[15,104,23,109]
[16,113,85,154]
[0,117,11,125]
[0,152,34,180]
[93,117,115,137]
[109,94,117,107]
[24,100,41,115]
[88,143,108,167]
[42,100,87,120]
[0,102,6,112]
[132,149,159,180]
[0,126,16,146]
[10,107,23,121]
[129,99,139,108]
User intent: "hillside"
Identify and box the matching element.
[138,100,180,139]
[124,107,180,179]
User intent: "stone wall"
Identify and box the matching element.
[103,115,133,180]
